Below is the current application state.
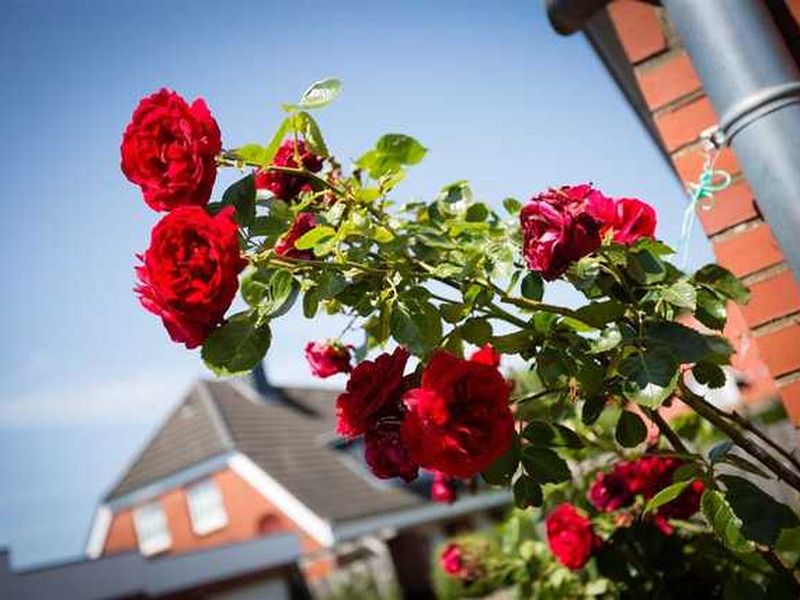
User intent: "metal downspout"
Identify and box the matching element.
[662,0,800,283]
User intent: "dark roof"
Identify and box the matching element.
[105,378,424,523]
[0,533,303,600]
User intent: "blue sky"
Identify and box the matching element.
[0,0,711,567]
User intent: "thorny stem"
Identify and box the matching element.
[646,408,689,454]
[678,379,800,493]
[724,410,800,474]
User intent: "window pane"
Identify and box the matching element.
[187,478,227,535]
[133,501,171,556]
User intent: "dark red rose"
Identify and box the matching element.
[653,479,704,534]
[402,351,514,479]
[520,185,602,280]
[364,415,419,482]
[588,461,638,512]
[254,140,324,201]
[611,197,657,244]
[121,89,222,212]
[336,347,410,438]
[304,340,352,378]
[431,470,458,504]
[546,503,601,570]
[274,212,316,260]
[470,343,501,368]
[135,206,246,349]
[440,544,464,576]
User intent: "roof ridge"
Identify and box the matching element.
[196,380,236,451]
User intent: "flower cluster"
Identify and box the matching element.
[335,346,513,483]
[254,140,323,201]
[545,503,602,570]
[588,455,704,534]
[520,184,656,280]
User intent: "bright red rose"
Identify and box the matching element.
[304,340,352,378]
[121,89,222,212]
[336,347,410,438]
[135,206,246,349]
[611,197,657,244]
[470,343,501,368]
[545,503,601,570]
[275,213,316,260]
[364,416,419,482]
[520,186,602,280]
[431,470,458,504]
[440,544,464,576]
[402,351,514,479]
[254,140,324,201]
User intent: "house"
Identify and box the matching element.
[0,533,310,600]
[84,370,510,598]
[545,0,800,424]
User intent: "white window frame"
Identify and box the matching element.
[186,477,228,536]
[133,501,171,556]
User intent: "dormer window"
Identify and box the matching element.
[186,478,228,535]
[133,501,171,556]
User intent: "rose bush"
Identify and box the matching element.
[121,79,800,599]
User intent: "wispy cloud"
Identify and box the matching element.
[0,370,197,428]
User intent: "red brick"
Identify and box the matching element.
[713,223,783,277]
[741,270,800,327]
[696,180,758,235]
[655,97,718,152]
[637,52,701,110]
[607,0,667,63]
[778,378,800,424]
[789,0,800,24]
[757,321,800,377]
[673,145,741,183]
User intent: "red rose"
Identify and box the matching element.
[275,212,316,260]
[520,186,602,280]
[254,140,324,201]
[121,89,222,212]
[402,351,514,479]
[304,340,352,378]
[611,197,656,245]
[470,343,501,368]
[440,544,465,576]
[546,503,601,570]
[135,206,246,349]
[336,347,410,438]
[588,461,638,512]
[364,416,419,482]
[431,470,458,504]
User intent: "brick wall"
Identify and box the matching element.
[606,0,800,422]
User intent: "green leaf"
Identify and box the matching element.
[589,326,622,354]
[520,272,544,302]
[522,420,583,449]
[708,440,734,463]
[294,225,336,250]
[644,321,732,365]
[303,288,320,319]
[390,298,442,355]
[628,248,667,285]
[701,489,755,552]
[619,348,678,407]
[513,475,543,508]
[503,197,522,214]
[291,111,329,157]
[262,117,293,165]
[316,271,347,299]
[297,77,342,109]
[644,479,693,515]
[222,174,256,226]
[521,447,571,484]
[482,436,520,486]
[491,331,533,355]
[201,313,271,377]
[693,361,726,388]
[372,225,394,243]
[460,317,492,345]
[575,300,626,328]
[719,454,772,480]
[356,133,427,178]
[694,263,750,303]
[232,143,271,166]
[662,279,697,310]
[582,395,607,425]
[240,268,298,318]
[695,288,727,330]
[719,475,800,545]
[615,410,647,447]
